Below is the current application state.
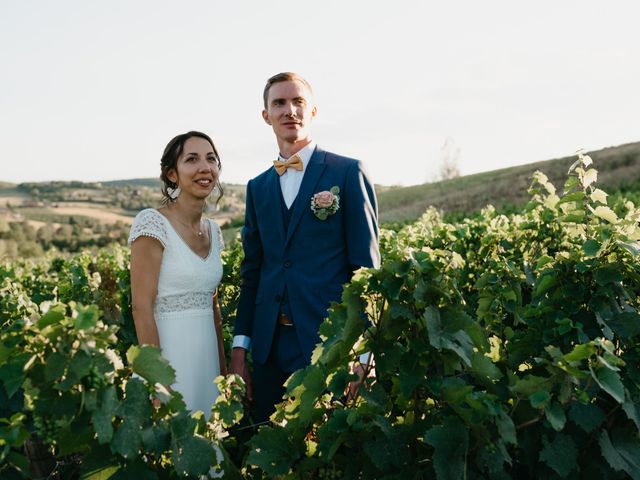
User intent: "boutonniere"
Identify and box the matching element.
[310,186,340,220]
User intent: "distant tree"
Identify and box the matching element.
[52,224,74,250]
[19,241,44,258]
[434,137,461,182]
[37,224,55,248]
[0,239,18,259]
[7,223,26,243]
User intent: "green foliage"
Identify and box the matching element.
[245,152,640,479]
[0,247,242,478]
[3,152,640,478]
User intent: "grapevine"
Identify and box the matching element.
[2,154,640,479]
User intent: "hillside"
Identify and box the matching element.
[0,179,247,258]
[0,180,246,224]
[2,140,639,258]
[101,178,161,188]
[376,141,640,224]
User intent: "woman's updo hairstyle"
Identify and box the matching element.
[159,131,223,205]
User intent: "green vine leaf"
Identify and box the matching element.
[568,402,605,433]
[599,429,640,480]
[592,205,618,224]
[539,434,577,477]
[592,366,625,404]
[424,419,469,480]
[37,305,66,328]
[248,426,299,476]
[126,345,175,387]
[582,239,601,257]
[545,402,567,431]
[74,305,100,330]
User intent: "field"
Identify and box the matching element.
[0,187,30,207]
[19,205,135,225]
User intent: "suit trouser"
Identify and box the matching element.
[252,323,307,425]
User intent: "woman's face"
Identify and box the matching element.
[168,136,219,200]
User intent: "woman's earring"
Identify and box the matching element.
[167,186,181,201]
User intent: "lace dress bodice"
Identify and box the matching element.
[128,208,224,316]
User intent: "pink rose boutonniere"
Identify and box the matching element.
[310,186,340,220]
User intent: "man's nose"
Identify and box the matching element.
[285,101,296,116]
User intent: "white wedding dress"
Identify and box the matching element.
[128,208,224,414]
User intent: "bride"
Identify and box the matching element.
[128,131,227,414]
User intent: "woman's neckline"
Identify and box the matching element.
[154,208,213,261]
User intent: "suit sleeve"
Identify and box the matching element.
[234,181,262,337]
[343,160,380,269]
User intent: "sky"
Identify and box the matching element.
[1,1,639,187]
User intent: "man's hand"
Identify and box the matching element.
[347,362,369,401]
[230,347,253,402]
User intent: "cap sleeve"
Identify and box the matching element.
[210,220,224,252]
[128,209,168,248]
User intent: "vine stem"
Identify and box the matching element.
[516,415,542,430]
[346,294,386,404]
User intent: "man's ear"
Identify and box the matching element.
[262,110,271,125]
[310,105,318,119]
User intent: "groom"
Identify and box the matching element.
[231,72,380,423]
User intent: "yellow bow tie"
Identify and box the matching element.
[273,155,303,176]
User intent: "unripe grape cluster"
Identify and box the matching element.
[316,465,344,479]
[33,415,56,445]
[83,364,108,389]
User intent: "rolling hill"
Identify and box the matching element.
[376,141,640,224]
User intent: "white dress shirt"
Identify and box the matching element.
[278,141,316,209]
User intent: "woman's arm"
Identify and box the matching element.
[130,236,164,346]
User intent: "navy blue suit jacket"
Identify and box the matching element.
[234,146,380,365]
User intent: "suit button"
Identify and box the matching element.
[275,294,282,302]
[284,260,292,268]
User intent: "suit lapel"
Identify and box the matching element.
[263,168,287,244]
[285,147,326,246]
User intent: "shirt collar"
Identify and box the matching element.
[278,141,316,170]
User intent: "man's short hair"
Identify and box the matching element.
[263,72,313,109]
